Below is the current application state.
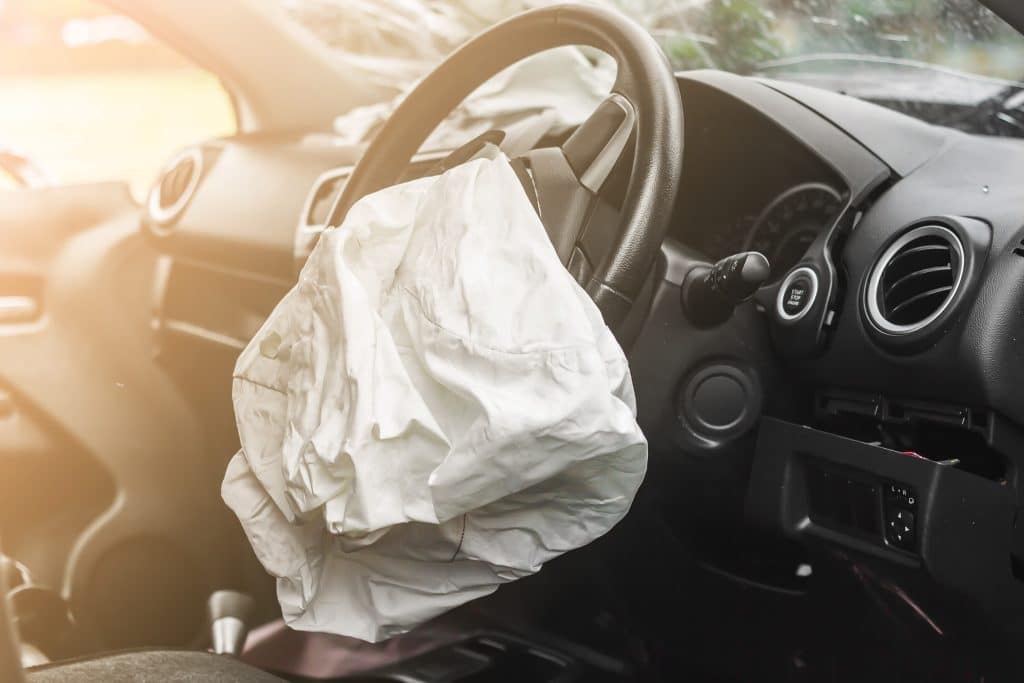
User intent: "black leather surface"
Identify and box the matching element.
[329,4,683,329]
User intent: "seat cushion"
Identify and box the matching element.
[26,649,285,682]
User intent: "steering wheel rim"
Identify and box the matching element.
[328,3,683,329]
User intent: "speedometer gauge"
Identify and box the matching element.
[745,183,843,281]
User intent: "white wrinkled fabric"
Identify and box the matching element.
[222,154,646,642]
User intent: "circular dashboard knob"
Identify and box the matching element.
[691,373,746,432]
[677,363,761,450]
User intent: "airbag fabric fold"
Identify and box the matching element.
[222,154,647,642]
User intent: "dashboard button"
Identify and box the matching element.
[886,482,917,509]
[776,267,819,322]
[886,507,916,550]
[783,278,812,315]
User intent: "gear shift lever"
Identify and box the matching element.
[207,590,254,656]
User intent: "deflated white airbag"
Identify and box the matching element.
[222,154,647,642]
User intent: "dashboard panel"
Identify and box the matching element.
[139,69,1024,508]
[671,77,848,277]
[133,67,1024,663]
[141,71,898,394]
[743,182,842,281]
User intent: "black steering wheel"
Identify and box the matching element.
[327,3,683,330]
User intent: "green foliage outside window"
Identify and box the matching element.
[612,0,1024,79]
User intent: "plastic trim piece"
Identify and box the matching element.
[0,296,39,325]
[298,167,351,234]
[577,93,636,194]
[865,225,964,335]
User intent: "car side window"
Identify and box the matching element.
[0,0,236,199]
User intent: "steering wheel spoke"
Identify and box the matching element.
[562,93,637,194]
[515,93,636,271]
[516,146,594,265]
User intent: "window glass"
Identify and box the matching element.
[0,0,236,198]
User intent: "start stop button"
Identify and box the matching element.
[782,277,812,315]
[776,266,818,322]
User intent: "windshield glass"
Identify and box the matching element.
[278,0,1024,134]
[634,0,1024,81]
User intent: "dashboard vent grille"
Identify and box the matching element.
[306,173,348,227]
[867,225,964,334]
[158,156,195,209]
[148,148,203,226]
[880,236,954,323]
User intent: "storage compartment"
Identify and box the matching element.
[804,463,883,542]
[814,390,1009,482]
[747,418,1020,612]
[151,257,289,353]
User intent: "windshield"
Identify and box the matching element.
[278,0,1024,134]
[632,0,1024,81]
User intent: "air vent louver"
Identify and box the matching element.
[148,148,203,226]
[880,236,954,323]
[866,225,964,334]
[158,156,195,210]
[307,173,348,227]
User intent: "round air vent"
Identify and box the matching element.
[866,225,965,335]
[147,147,202,226]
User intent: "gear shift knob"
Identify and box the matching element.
[207,590,254,656]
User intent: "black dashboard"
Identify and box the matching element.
[671,78,847,282]
[141,69,1024,657]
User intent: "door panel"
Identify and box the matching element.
[0,183,237,648]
